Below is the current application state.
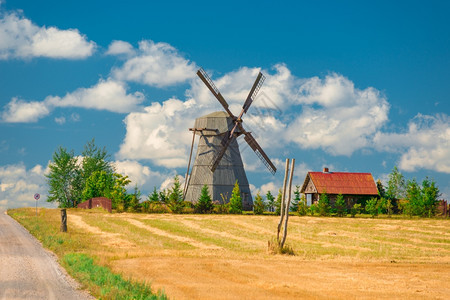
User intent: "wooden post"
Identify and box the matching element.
[281,159,295,249]
[183,129,196,199]
[277,159,290,243]
[60,209,67,232]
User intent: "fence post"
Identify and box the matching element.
[60,209,67,232]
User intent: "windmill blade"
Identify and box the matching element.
[210,131,234,172]
[244,132,277,175]
[242,72,265,114]
[197,68,236,119]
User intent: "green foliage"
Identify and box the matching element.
[350,203,362,217]
[80,138,114,183]
[195,185,213,214]
[253,192,265,215]
[266,191,275,213]
[317,193,331,216]
[335,194,347,217]
[46,147,80,208]
[229,180,242,214]
[275,189,282,215]
[167,175,184,214]
[297,195,308,216]
[290,185,301,212]
[376,179,386,198]
[380,197,393,216]
[127,185,142,212]
[403,177,440,217]
[63,253,165,299]
[365,197,379,217]
[148,187,160,203]
[387,166,405,200]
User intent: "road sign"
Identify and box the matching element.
[34,193,40,201]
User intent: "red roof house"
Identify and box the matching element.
[300,167,378,206]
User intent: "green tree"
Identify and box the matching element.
[195,185,213,213]
[110,173,131,210]
[350,203,361,217]
[365,197,379,217]
[253,192,265,215]
[168,175,184,213]
[127,185,141,212]
[335,193,347,217]
[82,171,114,200]
[275,189,282,215]
[229,180,242,214]
[404,178,421,216]
[297,194,308,216]
[386,166,405,200]
[317,192,331,216]
[46,147,80,208]
[147,187,159,203]
[266,191,275,212]
[377,179,386,198]
[421,177,440,217]
[290,185,301,212]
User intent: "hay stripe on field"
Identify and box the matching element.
[125,218,222,250]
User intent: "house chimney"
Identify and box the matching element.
[323,167,329,173]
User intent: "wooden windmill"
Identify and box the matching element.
[184,68,277,210]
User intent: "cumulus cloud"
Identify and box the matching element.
[374,114,450,173]
[0,163,54,210]
[0,10,95,59]
[117,98,209,167]
[114,160,167,192]
[1,97,50,122]
[286,73,390,156]
[106,40,135,56]
[111,40,197,87]
[1,79,144,122]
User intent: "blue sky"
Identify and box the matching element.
[1,0,449,209]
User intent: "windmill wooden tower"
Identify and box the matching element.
[184,68,277,210]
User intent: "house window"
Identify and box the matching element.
[306,194,312,206]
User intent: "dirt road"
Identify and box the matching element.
[0,210,91,300]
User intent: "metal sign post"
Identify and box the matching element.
[34,193,40,216]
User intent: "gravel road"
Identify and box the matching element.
[0,210,92,300]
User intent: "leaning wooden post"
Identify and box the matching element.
[281,159,295,249]
[183,129,196,199]
[277,158,290,243]
[60,209,67,232]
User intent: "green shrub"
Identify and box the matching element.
[365,197,379,217]
[229,180,242,214]
[335,194,347,217]
[297,195,308,216]
[350,203,361,217]
[317,193,331,216]
[309,204,317,216]
[253,192,265,215]
[195,185,213,214]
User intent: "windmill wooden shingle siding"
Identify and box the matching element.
[300,168,378,206]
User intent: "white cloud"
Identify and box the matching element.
[117,97,209,167]
[1,79,145,122]
[286,73,390,156]
[1,97,50,122]
[106,40,135,56]
[0,10,95,59]
[54,116,65,125]
[46,78,145,113]
[114,160,166,192]
[0,163,55,210]
[374,114,450,173]
[111,40,197,87]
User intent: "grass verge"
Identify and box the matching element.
[8,208,165,299]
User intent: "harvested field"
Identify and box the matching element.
[12,209,450,299]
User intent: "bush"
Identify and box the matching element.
[253,192,265,215]
[195,185,213,214]
[350,203,361,217]
[335,194,347,217]
[317,193,331,216]
[365,197,379,217]
[309,204,317,216]
[229,181,242,214]
[297,195,308,216]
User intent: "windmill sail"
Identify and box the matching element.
[244,132,277,175]
[242,72,265,114]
